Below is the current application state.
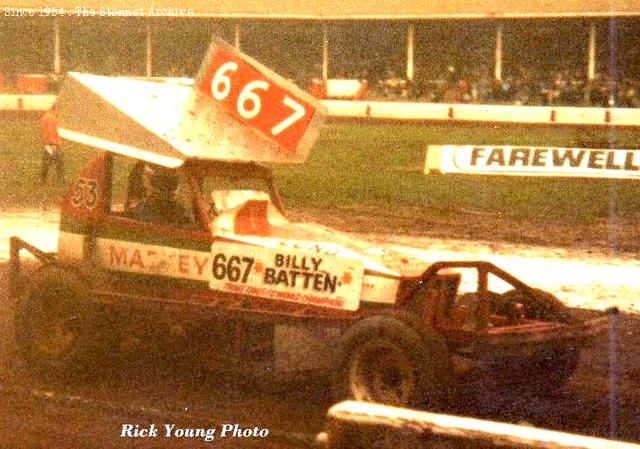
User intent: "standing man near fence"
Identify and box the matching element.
[40,99,64,187]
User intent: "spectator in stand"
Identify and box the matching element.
[442,83,461,103]
[492,77,513,103]
[621,81,640,108]
[444,65,457,85]
[475,70,493,103]
[379,69,408,98]
[459,79,471,102]
[512,79,531,105]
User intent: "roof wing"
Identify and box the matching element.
[58,74,189,167]
[58,37,326,167]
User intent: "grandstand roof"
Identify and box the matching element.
[3,0,640,19]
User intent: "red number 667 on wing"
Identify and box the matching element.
[198,44,319,155]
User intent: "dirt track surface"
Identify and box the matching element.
[1,210,639,448]
[293,205,640,255]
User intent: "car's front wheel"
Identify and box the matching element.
[15,266,107,380]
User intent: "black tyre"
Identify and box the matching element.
[15,266,106,379]
[491,288,580,393]
[333,312,452,408]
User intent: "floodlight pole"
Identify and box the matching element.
[234,23,241,50]
[322,23,329,81]
[53,18,61,75]
[406,22,415,81]
[145,21,153,78]
[607,18,617,108]
[587,23,596,81]
[494,24,503,82]
[584,22,597,105]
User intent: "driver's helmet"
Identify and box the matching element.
[143,164,179,195]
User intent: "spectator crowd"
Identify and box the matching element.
[366,65,640,108]
[2,61,639,108]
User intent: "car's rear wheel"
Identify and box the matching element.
[348,338,416,405]
[333,312,452,408]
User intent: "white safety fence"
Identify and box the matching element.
[3,92,640,127]
[323,100,640,127]
[0,94,57,112]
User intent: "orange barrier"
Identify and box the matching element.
[16,74,49,94]
[309,78,327,99]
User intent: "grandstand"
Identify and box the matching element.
[0,1,639,108]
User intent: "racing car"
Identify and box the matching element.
[9,38,606,408]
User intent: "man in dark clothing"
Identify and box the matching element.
[40,99,64,185]
[127,164,191,227]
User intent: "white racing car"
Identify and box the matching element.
[9,38,606,407]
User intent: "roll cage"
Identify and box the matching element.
[105,154,288,233]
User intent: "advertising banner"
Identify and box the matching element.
[425,145,640,179]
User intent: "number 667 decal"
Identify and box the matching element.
[198,47,314,154]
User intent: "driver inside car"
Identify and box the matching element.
[126,164,191,227]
